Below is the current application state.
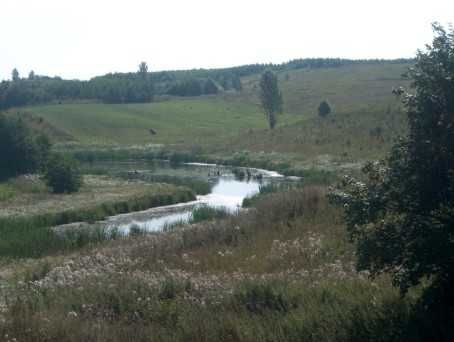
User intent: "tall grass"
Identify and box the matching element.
[0,221,120,259]
[243,181,304,207]
[0,188,194,258]
[0,186,422,341]
[189,205,231,223]
[118,172,212,195]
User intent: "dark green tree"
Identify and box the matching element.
[0,115,51,180]
[232,76,242,91]
[44,154,82,194]
[318,100,331,117]
[138,62,148,77]
[330,24,454,340]
[203,78,218,94]
[259,70,283,129]
[12,68,19,82]
[28,70,35,80]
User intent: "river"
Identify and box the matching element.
[83,160,299,233]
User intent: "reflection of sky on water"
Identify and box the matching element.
[118,211,192,233]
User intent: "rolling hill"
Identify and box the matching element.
[6,62,412,165]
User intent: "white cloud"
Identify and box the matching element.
[0,0,452,80]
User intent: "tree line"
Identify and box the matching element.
[0,58,413,110]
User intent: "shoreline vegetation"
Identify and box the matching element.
[0,176,195,258]
[61,145,339,185]
[0,186,422,341]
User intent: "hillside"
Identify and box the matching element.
[6,62,411,167]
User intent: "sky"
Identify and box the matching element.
[0,0,453,81]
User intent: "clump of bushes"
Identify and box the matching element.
[0,114,51,180]
[234,282,293,314]
[318,100,331,117]
[44,154,83,194]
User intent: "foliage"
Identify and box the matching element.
[167,78,203,96]
[189,205,230,223]
[259,70,283,129]
[0,59,412,110]
[0,114,51,180]
[44,154,83,194]
[330,24,454,340]
[318,100,331,117]
[203,78,219,94]
[11,68,19,82]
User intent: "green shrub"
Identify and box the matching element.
[0,114,51,180]
[44,154,83,194]
[234,282,292,314]
[190,205,230,223]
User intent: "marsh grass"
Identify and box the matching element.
[0,184,16,202]
[189,205,231,223]
[0,188,194,258]
[0,186,421,341]
[243,181,304,207]
[118,172,212,195]
[0,221,119,259]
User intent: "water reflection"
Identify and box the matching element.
[84,161,289,233]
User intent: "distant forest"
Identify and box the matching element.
[0,58,413,110]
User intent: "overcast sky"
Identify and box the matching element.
[0,0,453,81]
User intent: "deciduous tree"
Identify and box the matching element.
[259,70,283,129]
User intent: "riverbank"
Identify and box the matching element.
[0,175,195,258]
[58,144,342,184]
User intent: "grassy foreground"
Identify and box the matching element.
[0,187,421,341]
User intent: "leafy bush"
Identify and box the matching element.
[318,100,332,117]
[234,282,292,314]
[0,114,51,180]
[44,154,83,194]
[330,24,454,341]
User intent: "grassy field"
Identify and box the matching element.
[17,97,284,146]
[0,187,421,341]
[6,63,411,167]
[0,175,195,258]
[0,175,193,219]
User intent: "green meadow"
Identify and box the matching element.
[15,63,410,164]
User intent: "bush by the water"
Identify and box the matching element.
[44,154,83,194]
[190,205,230,223]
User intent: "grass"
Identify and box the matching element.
[0,177,195,258]
[0,184,16,202]
[117,172,212,195]
[0,175,193,219]
[17,97,292,146]
[5,62,411,168]
[189,205,231,223]
[0,186,422,341]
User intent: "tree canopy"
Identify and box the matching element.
[318,100,331,117]
[259,70,283,129]
[0,115,51,180]
[330,23,454,340]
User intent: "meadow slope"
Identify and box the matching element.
[8,63,411,159]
